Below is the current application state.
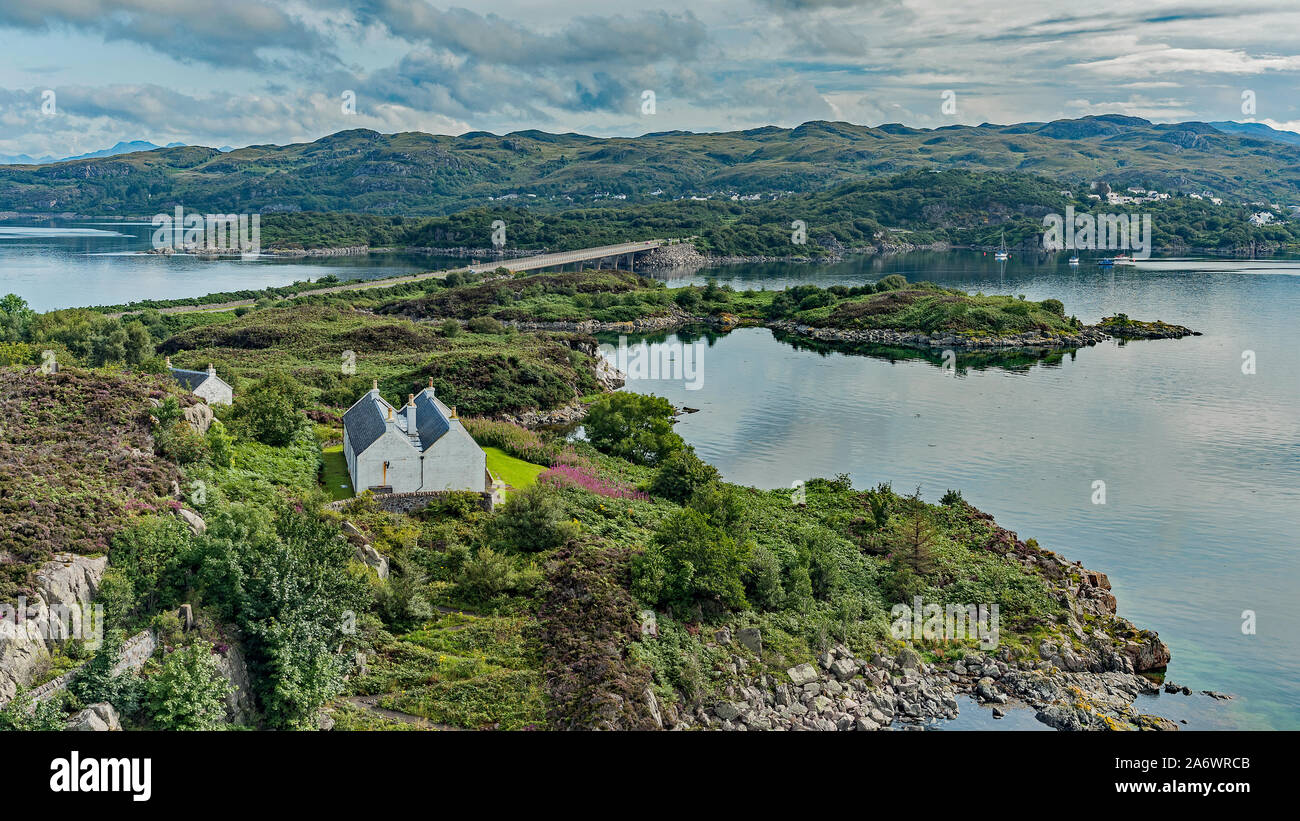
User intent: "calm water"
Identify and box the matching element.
[3,223,1296,729]
[614,254,1300,731]
[0,220,460,311]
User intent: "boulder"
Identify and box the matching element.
[897,647,922,670]
[787,663,819,686]
[353,544,389,580]
[829,658,857,681]
[177,604,194,632]
[736,628,762,654]
[183,402,213,434]
[176,507,206,536]
[66,702,121,732]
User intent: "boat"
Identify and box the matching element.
[994,232,1009,261]
[1068,255,1080,265]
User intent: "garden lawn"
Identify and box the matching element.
[484,446,545,490]
[321,445,354,500]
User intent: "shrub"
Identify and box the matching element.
[0,687,66,731]
[649,446,719,503]
[631,508,751,612]
[440,319,461,337]
[940,488,964,506]
[876,274,908,291]
[233,373,305,447]
[583,392,682,466]
[155,420,209,465]
[1040,298,1066,316]
[467,315,505,334]
[488,482,577,553]
[205,418,235,468]
[376,569,434,631]
[143,642,233,731]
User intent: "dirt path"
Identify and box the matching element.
[341,695,463,731]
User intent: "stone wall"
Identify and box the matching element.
[328,489,496,516]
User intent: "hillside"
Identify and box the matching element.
[3,115,1299,217]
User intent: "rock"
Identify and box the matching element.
[213,641,255,725]
[1202,690,1233,700]
[182,402,213,434]
[353,543,389,580]
[897,647,922,670]
[829,658,857,681]
[714,702,743,721]
[992,707,1005,718]
[714,627,732,645]
[645,688,663,728]
[66,702,121,731]
[975,677,1007,704]
[736,628,762,654]
[316,710,335,731]
[787,663,819,686]
[340,520,369,545]
[177,604,194,632]
[176,507,206,536]
[855,716,880,731]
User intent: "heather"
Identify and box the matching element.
[539,464,650,501]
[0,368,181,599]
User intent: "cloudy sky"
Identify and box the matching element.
[2,0,1300,158]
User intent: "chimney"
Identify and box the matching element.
[450,405,458,420]
[408,393,417,433]
[387,406,393,421]
[164,356,172,369]
[207,363,216,377]
[370,379,379,398]
[427,376,434,393]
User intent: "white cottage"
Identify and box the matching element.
[342,380,487,494]
[166,357,233,405]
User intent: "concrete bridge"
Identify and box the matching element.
[466,239,669,275]
[110,238,681,316]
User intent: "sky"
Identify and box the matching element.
[2,0,1300,158]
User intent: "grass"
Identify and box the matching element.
[321,445,354,500]
[484,446,545,491]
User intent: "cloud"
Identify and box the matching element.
[0,0,334,69]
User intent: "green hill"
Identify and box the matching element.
[3,115,1298,216]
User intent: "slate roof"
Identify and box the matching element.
[170,368,212,391]
[342,392,390,455]
[408,391,450,450]
[343,388,452,456]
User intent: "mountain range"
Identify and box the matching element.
[0,117,1296,216]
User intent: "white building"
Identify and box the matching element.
[342,380,487,494]
[166,358,232,405]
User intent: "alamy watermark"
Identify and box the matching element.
[598,334,705,390]
[1042,205,1151,258]
[0,598,104,643]
[151,207,261,256]
[890,597,999,650]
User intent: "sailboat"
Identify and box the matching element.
[994,232,1009,261]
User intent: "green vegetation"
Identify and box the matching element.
[5,116,1299,217]
[483,447,545,490]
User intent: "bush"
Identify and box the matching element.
[0,687,66,731]
[488,482,577,553]
[376,569,434,631]
[631,508,751,612]
[1040,298,1066,316]
[649,446,719,503]
[155,420,209,465]
[68,629,141,717]
[467,315,505,334]
[876,274,908,291]
[440,319,461,337]
[205,418,235,468]
[144,642,233,731]
[583,392,682,466]
[233,373,305,447]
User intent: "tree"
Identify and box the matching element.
[649,446,719,503]
[0,294,35,342]
[632,508,751,612]
[144,642,232,731]
[233,372,305,446]
[584,392,682,466]
[0,687,66,731]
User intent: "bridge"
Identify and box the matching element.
[465,238,669,275]
[111,238,680,316]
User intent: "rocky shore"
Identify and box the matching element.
[1097,316,1201,340]
[655,506,1178,732]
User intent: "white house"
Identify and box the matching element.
[166,357,232,405]
[342,380,487,494]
